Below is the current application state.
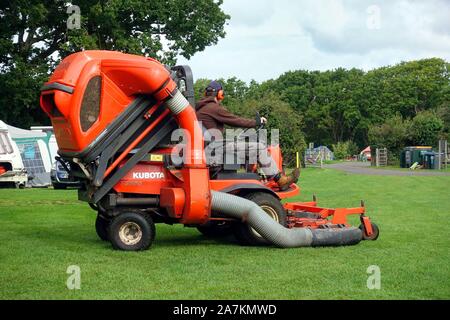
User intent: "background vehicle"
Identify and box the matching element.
[50,160,81,189]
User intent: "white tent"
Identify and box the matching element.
[6,123,52,186]
[30,126,58,162]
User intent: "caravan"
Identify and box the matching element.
[0,121,27,188]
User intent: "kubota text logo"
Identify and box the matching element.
[132,172,165,179]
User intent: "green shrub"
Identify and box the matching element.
[332,141,358,159]
[409,111,444,146]
[368,115,411,156]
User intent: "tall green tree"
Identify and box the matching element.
[248,58,449,149]
[0,0,229,127]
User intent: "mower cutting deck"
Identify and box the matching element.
[285,197,379,241]
[40,50,379,251]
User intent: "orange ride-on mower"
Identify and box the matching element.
[40,51,379,251]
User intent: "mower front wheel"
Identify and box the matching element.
[108,211,155,251]
[233,192,287,246]
[359,222,379,241]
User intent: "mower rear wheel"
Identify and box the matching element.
[95,214,110,241]
[197,221,234,238]
[359,222,379,241]
[108,211,155,251]
[233,192,287,246]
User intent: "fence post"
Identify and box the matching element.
[376,148,379,167]
[438,139,449,170]
[320,149,323,168]
[446,140,449,170]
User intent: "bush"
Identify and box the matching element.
[347,141,360,157]
[331,141,359,159]
[409,111,444,146]
[368,115,411,156]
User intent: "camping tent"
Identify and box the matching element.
[7,123,53,186]
[305,145,334,164]
[30,126,58,162]
[360,146,371,161]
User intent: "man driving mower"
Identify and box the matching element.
[196,80,300,190]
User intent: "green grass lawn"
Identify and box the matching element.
[1,168,449,300]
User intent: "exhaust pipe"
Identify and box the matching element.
[211,191,362,248]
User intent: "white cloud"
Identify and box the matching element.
[177,0,450,82]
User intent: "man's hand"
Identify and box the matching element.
[260,117,268,125]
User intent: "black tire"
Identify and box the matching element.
[359,222,380,241]
[197,221,234,238]
[53,183,66,190]
[15,182,26,189]
[95,214,110,241]
[233,192,287,246]
[108,211,155,251]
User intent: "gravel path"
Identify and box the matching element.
[323,161,450,176]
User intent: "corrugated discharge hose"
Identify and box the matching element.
[211,191,362,248]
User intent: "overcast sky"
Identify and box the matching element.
[177,0,450,82]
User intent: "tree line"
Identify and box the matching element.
[195,58,450,164]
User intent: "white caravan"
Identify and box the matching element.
[0,120,27,188]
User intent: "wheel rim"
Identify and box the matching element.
[118,222,142,245]
[250,205,279,238]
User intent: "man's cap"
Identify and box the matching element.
[206,80,223,92]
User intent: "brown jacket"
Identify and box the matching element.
[196,97,256,133]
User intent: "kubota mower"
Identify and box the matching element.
[40,50,379,251]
